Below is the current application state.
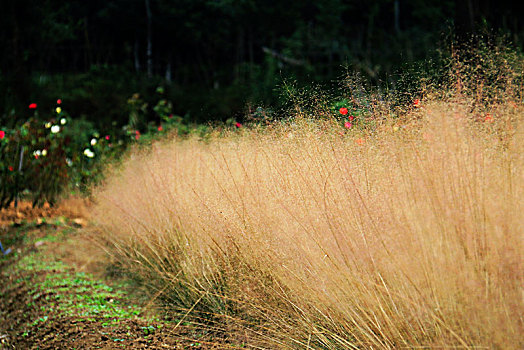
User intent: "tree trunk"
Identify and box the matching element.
[145,0,153,78]
[235,26,244,81]
[366,4,379,60]
[84,17,92,69]
[134,39,141,73]
[467,0,476,33]
[165,54,172,84]
[394,0,400,34]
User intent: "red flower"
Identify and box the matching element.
[235,122,242,128]
[484,114,494,123]
[348,115,355,121]
[8,166,14,171]
[34,154,39,159]
[344,121,352,129]
[105,135,110,140]
[339,107,348,115]
[135,130,140,140]
[0,130,5,139]
[158,125,163,131]
[57,99,62,105]
[413,99,421,108]
[29,103,37,109]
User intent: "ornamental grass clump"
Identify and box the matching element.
[93,97,523,348]
[93,39,523,348]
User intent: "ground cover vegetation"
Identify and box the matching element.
[0,206,241,348]
[90,39,524,349]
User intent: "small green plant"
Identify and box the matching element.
[331,98,368,130]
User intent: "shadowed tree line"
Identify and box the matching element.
[1,0,522,126]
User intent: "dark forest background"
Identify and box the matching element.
[1,0,522,127]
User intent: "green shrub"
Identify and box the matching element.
[0,89,210,208]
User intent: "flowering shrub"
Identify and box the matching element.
[0,101,112,207]
[0,89,210,208]
[126,87,208,143]
[0,116,68,208]
[332,98,367,130]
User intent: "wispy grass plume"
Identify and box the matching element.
[93,41,523,349]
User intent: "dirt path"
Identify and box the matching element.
[0,202,231,349]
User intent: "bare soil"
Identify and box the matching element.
[0,201,233,349]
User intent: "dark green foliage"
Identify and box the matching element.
[0,119,69,208]
[0,89,206,207]
[1,1,522,125]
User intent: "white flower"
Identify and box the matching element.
[51,125,60,134]
[60,118,67,125]
[33,150,42,157]
[90,138,97,146]
[83,148,95,158]
[42,149,48,156]
[66,158,73,166]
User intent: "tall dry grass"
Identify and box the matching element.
[93,97,523,348]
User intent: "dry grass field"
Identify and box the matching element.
[93,44,523,348]
[93,97,523,348]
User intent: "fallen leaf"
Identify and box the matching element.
[72,218,87,227]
